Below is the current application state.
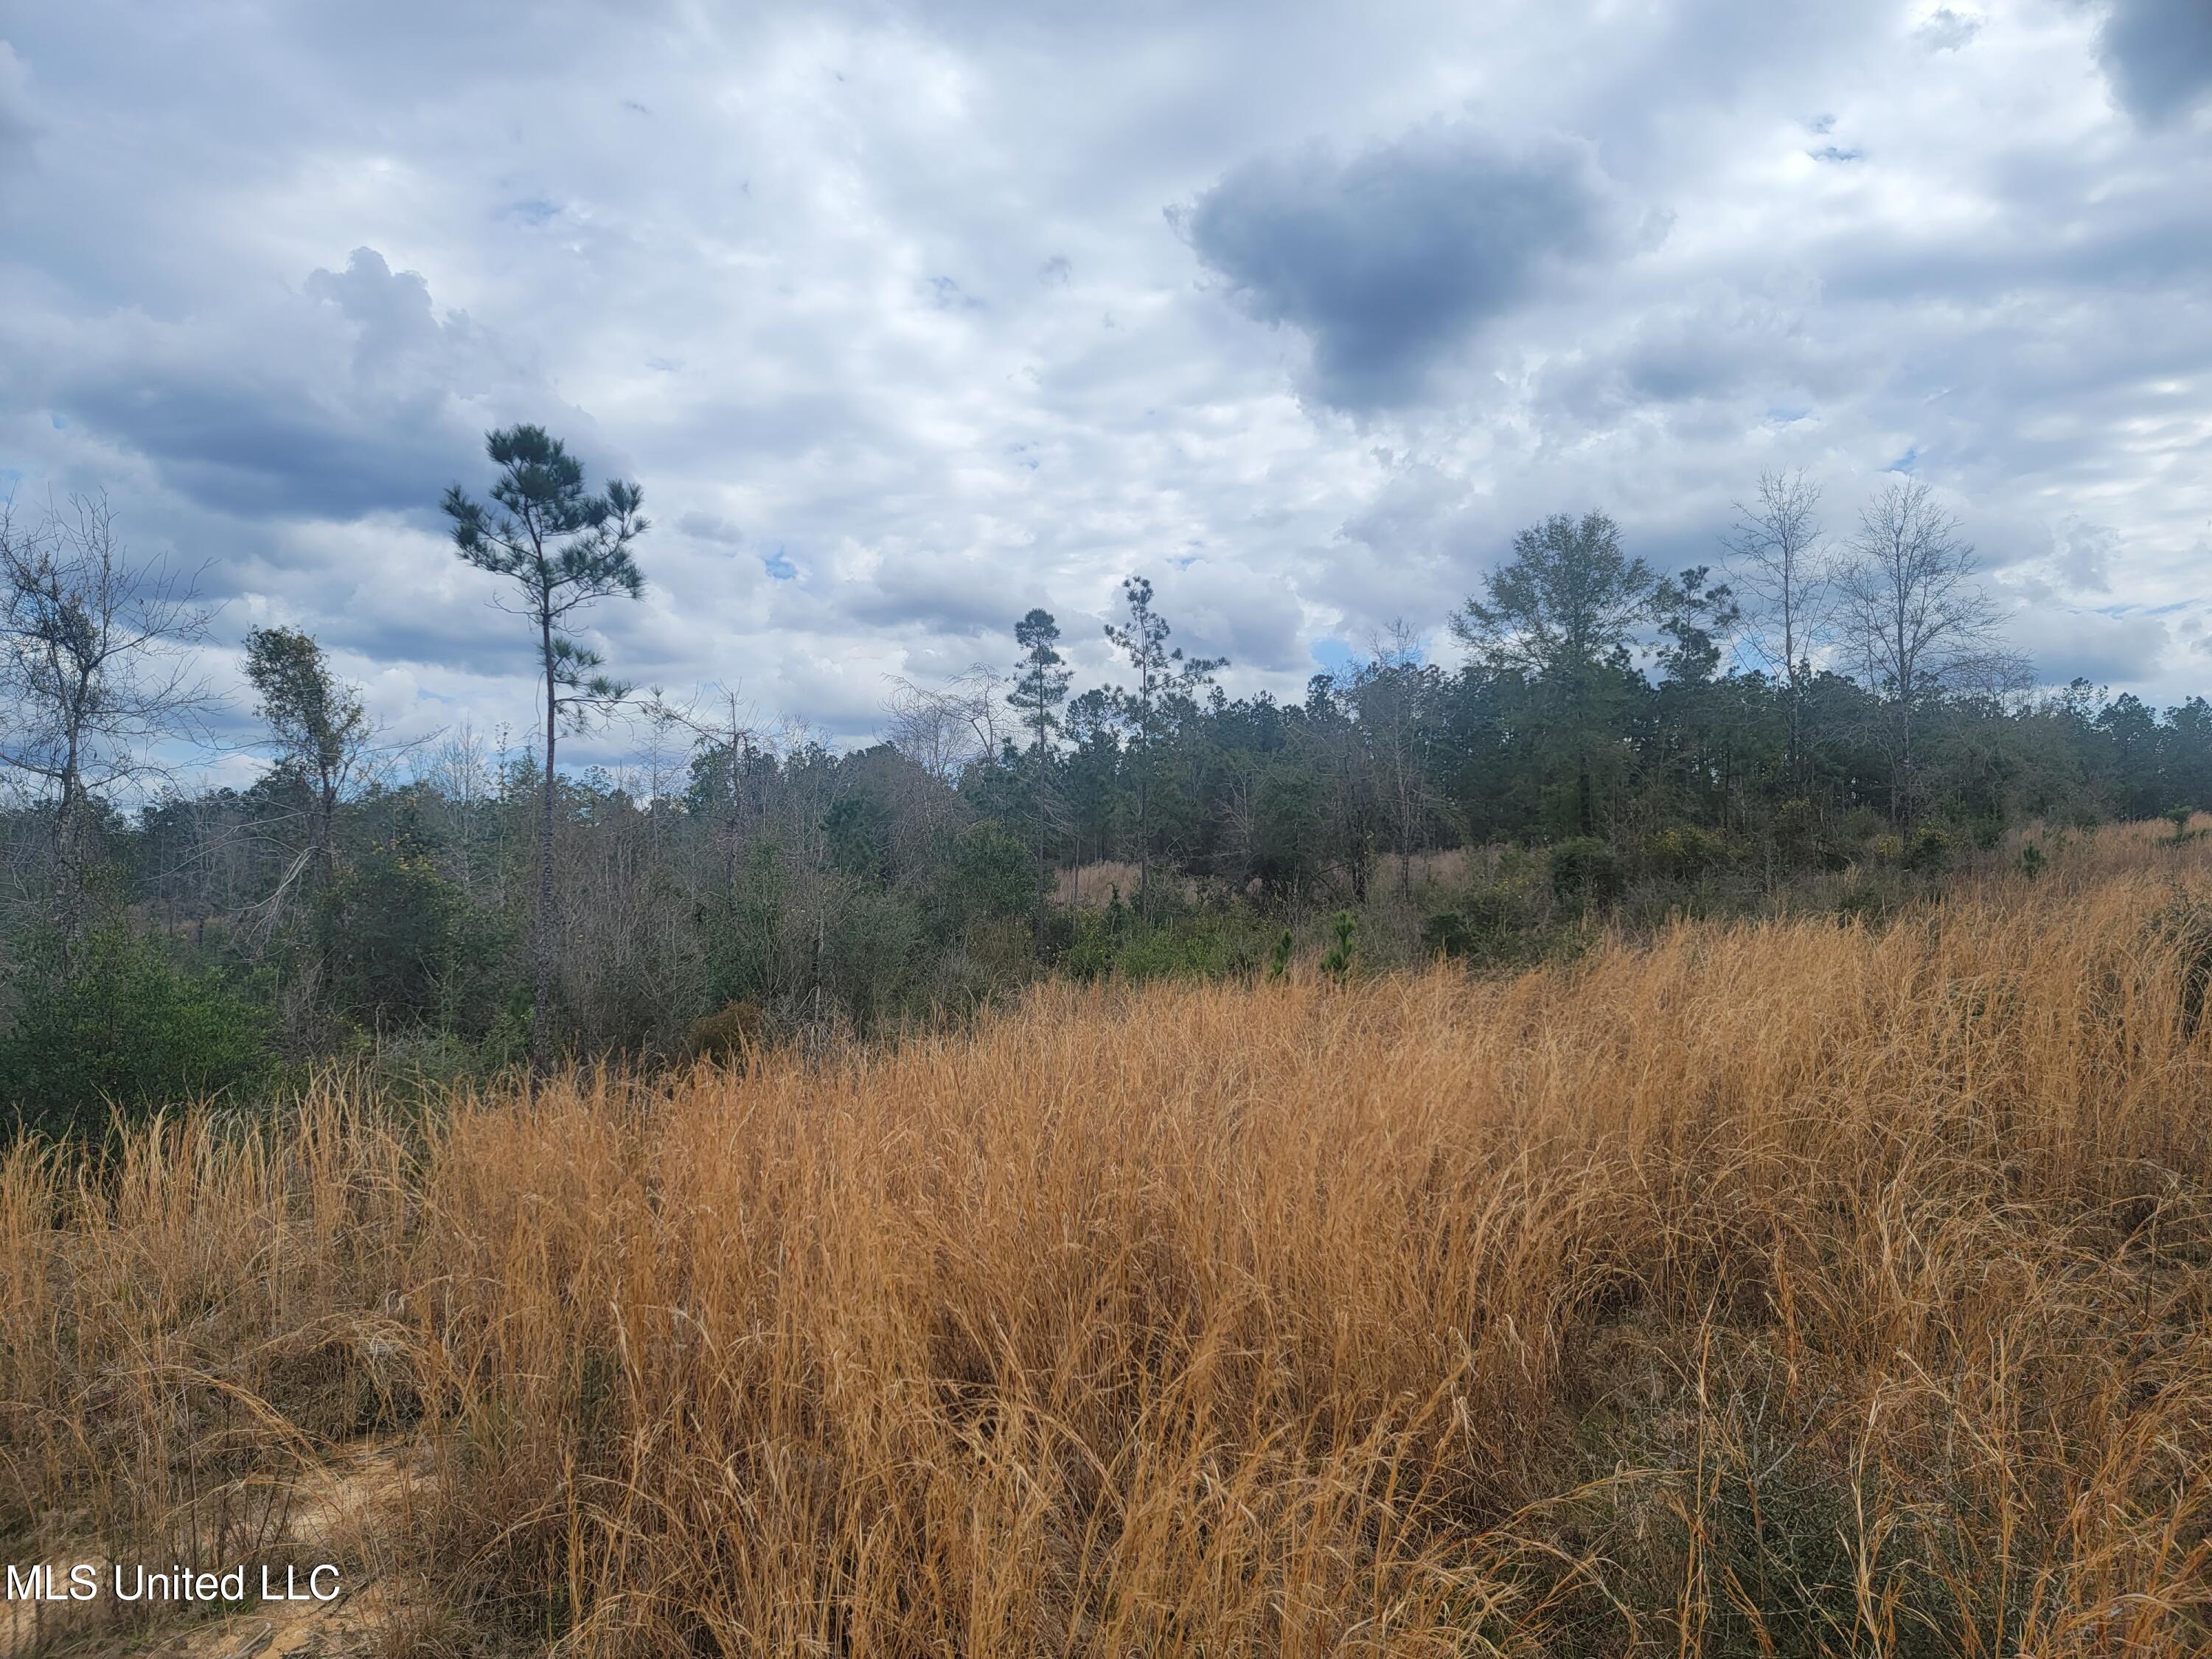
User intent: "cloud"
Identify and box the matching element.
[2096,0,2212,124]
[678,511,745,547]
[2007,595,2175,687]
[1178,122,1626,410]
[1,0,2209,755]
[1916,8,1984,52]
[0,41,36,173]
[27,248,588,524]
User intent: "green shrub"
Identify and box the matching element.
[1905,825,1955,874]
[1549,837,1624,908]
[1319,911,1357,980]
[1769,797,1822,864]
[0,928,279,1140]
[1420,909,1473,960]
[1832,878,1898,926]
[1060,904,1266,985]
[324,846,468,1031]
[950,820,1038,922]
[1641,824,1725,882]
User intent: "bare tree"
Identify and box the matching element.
[1721,469,1831,787]
[1350,621,1440,898]
[882,667,1012,784]
[0,491,214,955]
[414,719,495,900]
[644,683,762,906]
[1836,479,2025,826]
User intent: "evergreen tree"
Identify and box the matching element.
[442,425,649,1076]
[1009,608,1071,943]
[1451,512,1655,835]
[1104,576,1223,917]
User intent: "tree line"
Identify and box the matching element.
[3,424,2207,1124]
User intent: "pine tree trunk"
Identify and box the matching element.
[535,618,557,1080]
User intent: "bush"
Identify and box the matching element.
[1905,825,1956,874]
[1420,909,1474,960]
[950,821,1038,922]
[686,1000,767,1068]
[1769,797,1823,864]
[1640,824,1726,883]
[1064,908,1269,984]
[1318,911,1357,980]
[0,928,279,1140]
[1549,837,1625,908]
[324,846,471,1032]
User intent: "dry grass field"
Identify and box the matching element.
[6,823,2212,1656]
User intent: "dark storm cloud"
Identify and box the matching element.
[56,378,459,520]
[2097,0,2212,124]
[38,248,591,524]
[1179,122,1625,411]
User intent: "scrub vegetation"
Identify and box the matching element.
[4,820,2210,1655]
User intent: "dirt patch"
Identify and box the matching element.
[4,1440,434,1659]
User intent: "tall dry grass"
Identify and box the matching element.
[6,830,2212,1655]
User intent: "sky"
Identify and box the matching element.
[1,0,2209,781]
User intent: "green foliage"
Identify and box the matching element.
[243,625,367,795]
[31,489,2212,1072]
[1421,908,1472,960]
[1768,798,1826,866]
[2018,841,2046,880]
[1905,824,1956,874]
[0,928,278,1139]
[950,820,1037,922]
[324,845,474,1032]
[1452,512,1657,835]
[1830,877,1901,927]
[1549,837,1625,908]
[1060,896,1271,985]
[1008,609,1071,745]
[1424,856,1573,970]
[1641,824,1725,883]
[1318,910,1357,979]
[824,793,892,880]
[1249,765,1324,895]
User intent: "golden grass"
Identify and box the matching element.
[1053,860,1151,909]
[1054,848,1478,908]
[7,828,2212,1655]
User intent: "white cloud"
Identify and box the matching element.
[0,0,2208,767]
